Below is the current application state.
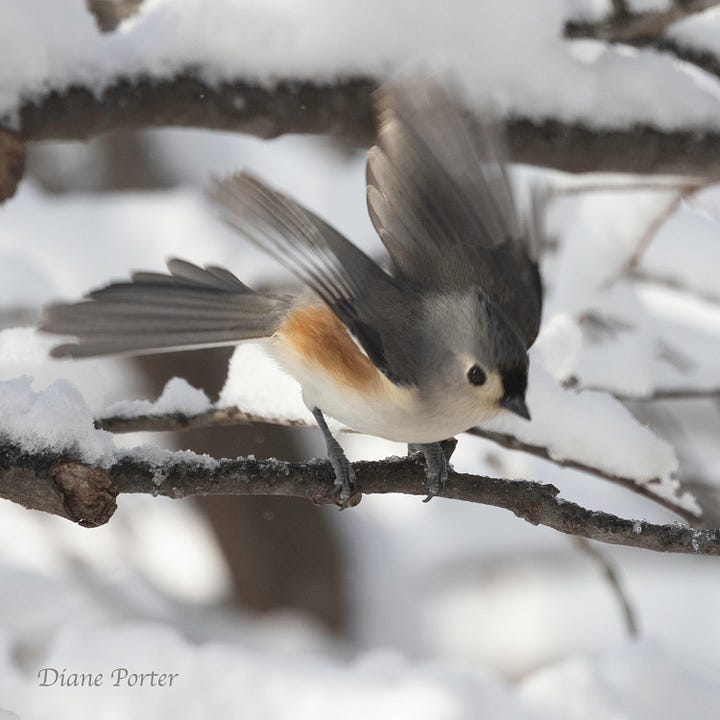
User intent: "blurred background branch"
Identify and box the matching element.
[565,0,720,44]
[3,77,720,177]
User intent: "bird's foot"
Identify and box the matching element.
[326,436,357,507]
[313,407,359,508]
[409,442,449,502]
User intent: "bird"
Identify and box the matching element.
[40,80,544,504]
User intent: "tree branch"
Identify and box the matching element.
[96,407,698,523]
[565,0,720,44]
[6,74,720,176]
[592,385,720,402]
[0,439,717,555]
[566,1,720,107]
[632,266,720,305]
[11,77,377,145]
[573,536,639,637]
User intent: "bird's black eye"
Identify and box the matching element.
[467,365,486,386]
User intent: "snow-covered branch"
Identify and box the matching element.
[566,1,720,95]
[0,437,717,555]
[565,0,720,44]
[7,75,720,176]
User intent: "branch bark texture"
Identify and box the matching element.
[0,439,716,555]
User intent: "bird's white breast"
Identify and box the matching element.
[269,311,496,443]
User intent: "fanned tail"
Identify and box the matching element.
[40,258,291,358]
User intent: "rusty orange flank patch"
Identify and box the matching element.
[277,304,382,391]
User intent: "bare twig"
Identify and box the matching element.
[597,385,720,402]
[552,178,706,197]
[601,187,696,289]
[0,439,716,554]
[98,406,308,434]
[624,187,700,276]
[96,407,698,523]
[632,267,720,305]
[566,0,720,44]
[573,536,639,637]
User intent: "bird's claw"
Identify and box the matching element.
[410,442,449,502]
[312,406,360,508]
[422,463,448,502]
[327,440,358,508]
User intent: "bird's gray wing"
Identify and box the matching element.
[210,172,419,386]
[366,81,543,348]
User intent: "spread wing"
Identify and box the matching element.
[366,81,543,348]
[209,173,420,386]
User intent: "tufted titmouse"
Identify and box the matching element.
[41,81,543,503]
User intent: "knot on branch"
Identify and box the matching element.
[51,461,117,527]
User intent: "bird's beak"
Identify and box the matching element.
[500,395,531,421]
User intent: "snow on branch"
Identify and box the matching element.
[0,437,717,555]
[565,0,720,44]
[566,0,720,93]
[7,75,720,177]
[5,1,720,177]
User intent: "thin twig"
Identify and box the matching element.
[596,386,720,401]
[601,187,700,290]
[632,267,720,305]
[97,406,307,433]
[552,179,706,197]
[573,536,639,637]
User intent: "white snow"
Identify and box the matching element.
[3,5,720,715]
[670,6,720,56]
[0,623,541,720]
[4,0,720,132]
[106,377,212,418]
[544,190,679,318]
[0,376,114,465]
[1,617,719,720]
[480,362,698,512]
[219,343,316,425]
[640,204,720,302]
[519,641,720,720]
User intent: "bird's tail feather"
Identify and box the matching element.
[40,258,291,358]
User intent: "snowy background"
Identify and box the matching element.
[2,1,720,718]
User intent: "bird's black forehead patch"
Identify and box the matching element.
[501,365,527,398]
